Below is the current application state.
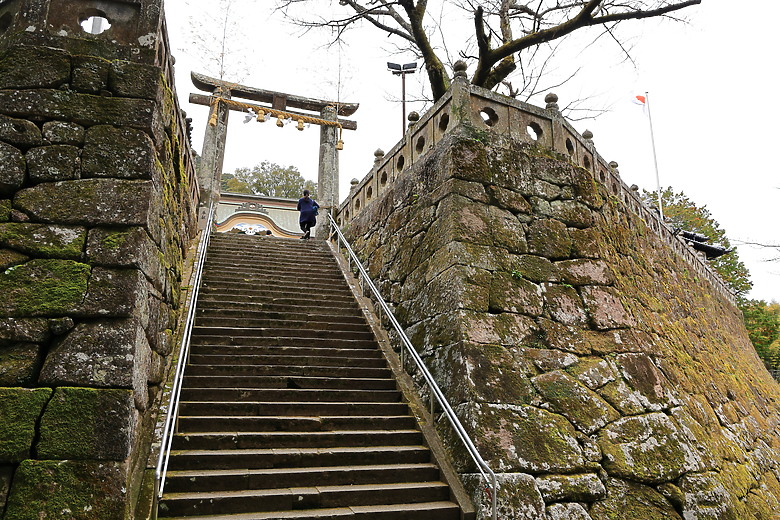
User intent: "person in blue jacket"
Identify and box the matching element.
[296,189,319,240]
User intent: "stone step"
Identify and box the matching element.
[158,501,460,520]
[203,261,342,277]
[178,388,403,403]
[191,326,376,342]
[175,415,418,433]
[201,273,349,291]
[188,338,379,351]
[186,364,391,379]
[198,287,356,303]
[188,348,384,364]
[193,316,371,333]
[166,445,431,471]
[160,481,450,517]
[194,300,363,317]
[180,375,398,391]
[171,429,424,450]
[163,463,441,493]
[178,401,411,418]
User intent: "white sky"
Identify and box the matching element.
[164,0,779,302]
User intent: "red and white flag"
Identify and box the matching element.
[634,95,646,105]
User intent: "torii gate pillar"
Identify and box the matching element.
[199,89,231,210]
[317,105,339,239]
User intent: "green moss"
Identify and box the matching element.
[0,223,86,259]
[0,259,90,316]
[101,229,133,250]
[0,199,10,222]
[0,388,52,463]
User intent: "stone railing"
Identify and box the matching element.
[336,62,736,305]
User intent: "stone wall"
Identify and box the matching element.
[344,122,780,519]
[0,1,198,518]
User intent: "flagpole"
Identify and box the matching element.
[645,91,664,220]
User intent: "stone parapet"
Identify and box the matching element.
[0,1,198,518]
[337,70,734,305]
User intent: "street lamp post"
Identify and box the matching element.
[387,62,417,137]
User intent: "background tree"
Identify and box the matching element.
[276,0,701,102]
[221,161,317,198]
[741,300,780,370]
[642,187,752,295]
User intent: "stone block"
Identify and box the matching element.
[109,60,161,99]
[0,259,90,317]
[556,259,613,286]
[48,317,76,336]
[39,319,151,408]
[543,283,588,328]
[598,413,704,484]
[511,254,560,283]
[0,90,159,135]
[37,387,136,460]
[581,286,635,330]
[550,200,594,228]
[567,356,617,389]
[487,184,532,214]
[0,45,71,89]
[0,387,51,463]
[2,460,126,520]
[0,248,28,270]
[0,341,44,385]
[546,502,593,520]
[0,141,25,197]
[517,346,579,372]
[14,178,158,227]
[42,121,86,146]
[527,218,571,259]
[531,370,621,434]
[0,223,86,259]
[81,125,156,179]
[463,472,545,520]
[86,226,162,285]
[26,144,80,182]
[489,205,527,253]
[590,478,682,519]
[615,353,671,409]
[569,227,601,258]
[537,318,592,355]
[470,402,586,473]
[71,54,110,94]
[81,267,149,317]
[462,310,537,346]
[0,114,42,148]
[536,473,606,503]
[0,464,12,518]
[0,318,50,342]
[489,271,543,316]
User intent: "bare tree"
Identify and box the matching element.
[276,1,701,102]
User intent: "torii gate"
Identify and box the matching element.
[190,72,359,238]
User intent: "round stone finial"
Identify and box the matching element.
[583,129,593,140]
[453,60,468,79]
[374,148,385,158]
[630,184,639,191]
[608,161,619,173]
[545,93,559,111]
[407,111,420,123]
[350,178,359,187]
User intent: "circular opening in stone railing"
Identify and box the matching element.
[480,107,499,127]
[565,137,575,155]
[526,122,542,141]
[439,113,450,132]
[380,171,388,187]
[397,155,405,171]
[415,136,426,154]
[583,156,591,169]
[80,14,111,34]
[355,199,361,211]
[367,186,373,201]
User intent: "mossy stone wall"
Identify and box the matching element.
[0,1,198,518]
[344,124,780,519]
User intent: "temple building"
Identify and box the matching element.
[214,192,304,238]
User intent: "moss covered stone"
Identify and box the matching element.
[546,502,592,520]
[535,472,606,502]
[14,178,157,226]
[82,125,156,179]
[463,472,545,520]
[512,254,561,283]
[0,200,10,222]
[0,141,25,197]
[0,223,86,259]
[0,387,52,462]
[531,370,620,434]
[489,271,543,316]
[0,45,71,89]
[590,478,682,519]
[599,413,703,484]
[581,286,634,330]
[42,121,86,146]
[0,318,50,342]
[0,259,90,317]
[543,283,588,327]
[487,184,532,214]
[26,144,80,182]
[527,218,571,259]
[109,60,161,99]
[71,54,110,94]
[0,248,28,270]
[556,259,614,286]
[37,387,135,460]
[3,459,126,520]
[0,341,44,385]
[0,113,42,148]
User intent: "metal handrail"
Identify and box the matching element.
[325,213,498,520]
[154,202,216,503]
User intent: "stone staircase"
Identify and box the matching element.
[158,233,469,520]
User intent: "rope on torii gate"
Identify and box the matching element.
[207,95,345,149]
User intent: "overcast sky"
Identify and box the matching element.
[165,0,778,302]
